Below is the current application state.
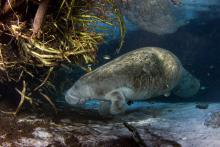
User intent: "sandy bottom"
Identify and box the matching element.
[118,102,220,147]
[1,100,220,146]
[75,99,220,146]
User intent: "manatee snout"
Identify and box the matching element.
[65,88,81,105]
[65,81,91,105]
[65,82,85,105]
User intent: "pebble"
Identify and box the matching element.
[196,103,209,109]
[103,55,111,60]
[32,127,52,139]
[60,119,72,124]
[204,111,220,128]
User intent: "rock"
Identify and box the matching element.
[196,103,209,109]
[118,0,182,35]
[204,111,220,128]
[116,0,220,35]
[124,122,181,147]
[1,102,220,146]
[0,99,181,147]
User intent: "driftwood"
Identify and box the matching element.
[123,122,147,147]
[123,122,182,147]
[32,0,50,38]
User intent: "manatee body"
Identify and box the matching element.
[65,47,198,115]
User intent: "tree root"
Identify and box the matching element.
[32,0,50,38]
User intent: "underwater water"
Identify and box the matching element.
[80,17,220,113]
[62,2,220,146]
[82,19,220,108]
[1,1,220,146]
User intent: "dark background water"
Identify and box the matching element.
[98,18,220,103]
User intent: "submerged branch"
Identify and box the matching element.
[32,0,50,38]
[123,122,147,147]
[34,67,54,91]
[39,91,57,114]
[123,122,182,147]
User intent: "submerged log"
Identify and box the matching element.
[32,0,50,38]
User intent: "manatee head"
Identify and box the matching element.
[173,68,200,98]
[65,80,93,105]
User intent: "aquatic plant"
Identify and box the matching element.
[0,0,125,115]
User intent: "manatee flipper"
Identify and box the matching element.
[104,88,129,115]
[98,101,111,115]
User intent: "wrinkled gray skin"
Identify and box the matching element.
[65,47,200,115]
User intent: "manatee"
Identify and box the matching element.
[65,47,199,115]
[173,69,200,98]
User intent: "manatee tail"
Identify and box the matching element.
[173,68,200,98]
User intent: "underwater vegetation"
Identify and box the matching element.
[0,0,126,115]
[0,0,220,146]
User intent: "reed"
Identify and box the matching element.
[0,0,125,115]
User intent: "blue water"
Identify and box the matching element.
[96,18,220,103]
[60,5,220,112]
[62,17,220,112]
